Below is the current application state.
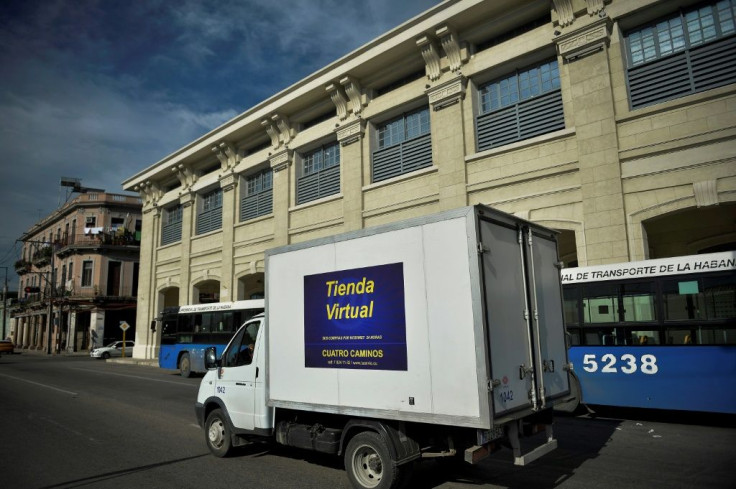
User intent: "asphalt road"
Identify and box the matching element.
[1,353,734,489]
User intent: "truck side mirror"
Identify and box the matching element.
[150,320,156,332]
[204,346,219,370]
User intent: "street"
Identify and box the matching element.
[1,353,734,489]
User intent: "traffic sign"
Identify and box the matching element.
[120,321,130,331]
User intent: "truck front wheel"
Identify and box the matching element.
[345,431,403,489]
[205,408,232,457]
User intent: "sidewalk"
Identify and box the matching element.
[16,347,159,367]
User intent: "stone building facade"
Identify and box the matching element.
[123,0,736,360]
[12,192,142,352]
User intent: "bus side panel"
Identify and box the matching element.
[158,344,227,372]
[570,346,736,414]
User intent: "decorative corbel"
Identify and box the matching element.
[340,76,368,116]
[436,26,466,73]
[211,141,239,171]
[171,163,197,190]
[134,181,164,207]
[416,35,441,81]
[272,114,295,146]
[326,83,349,120]
[586,0,609,16]
[553,0,575,28]
[261,119,280,149]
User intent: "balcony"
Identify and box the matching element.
[31,246,52,267]
[14,259,32,275]
[56,230,141,257]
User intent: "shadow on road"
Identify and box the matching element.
[37,454,210,489]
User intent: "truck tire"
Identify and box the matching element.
[179,353,191,378]
[344,431,403,489]
[205,408,232,457]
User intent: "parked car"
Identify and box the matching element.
[90,340,134,359]
[0,339,14,354]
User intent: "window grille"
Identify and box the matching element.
[297,142,341,204]
[241,169,273,221]
[476,59,563,151]
[372,107,432,182]
[626,0,736,109]
[197,189,223,235]
[161,204,182,245]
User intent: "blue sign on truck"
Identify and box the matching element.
[303,262,407,370]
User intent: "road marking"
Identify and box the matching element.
[69,367,198,387]
[0,373,78,396]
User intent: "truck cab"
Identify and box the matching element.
[195,314,273,454]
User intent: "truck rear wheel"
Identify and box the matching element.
[344,431,403,489]
[205,408,232,457]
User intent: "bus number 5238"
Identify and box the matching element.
[582,353,659,375]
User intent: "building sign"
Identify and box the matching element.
[303,263,407,370]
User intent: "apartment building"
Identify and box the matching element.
[123,0,736,360]
[12,192,142,353]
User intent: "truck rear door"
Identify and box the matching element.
[479,217,536,417]
[524,228,571,407]
[479,217,570,418]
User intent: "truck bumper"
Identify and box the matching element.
[194,402,205,428]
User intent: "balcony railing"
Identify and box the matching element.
[56,230,141,252]
[14,259,32,275]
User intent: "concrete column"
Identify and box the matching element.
[427,75,468,211]
[67,311,77,353]
[219,173,238,301]
[90,309,105,349]
[269,150,292,246]
[179,193,195,303]
[556,18,628,265]
[336,119,366,231]
[134,206,159,360]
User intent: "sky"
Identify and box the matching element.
[0,0,439,288]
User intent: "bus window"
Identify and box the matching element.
[630,329,659,345]
[563,285,580,326]
[663,279,704,320]
[621,282,656,322]
[582,284,617,323]
[703,275,736,320]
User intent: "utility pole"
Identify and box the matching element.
[46,250,55,355]
[1,266,7,340]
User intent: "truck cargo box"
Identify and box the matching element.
[265,205,570,429]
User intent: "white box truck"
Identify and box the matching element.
[195,205,571,489]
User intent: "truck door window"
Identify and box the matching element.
[222,321,260,368]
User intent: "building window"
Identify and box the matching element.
[240,168,273,221]
[372,107,432,182]
[81,261,93,287]
[161,204,183,246]
[85,216,96,228]
[297,142,340,204]
[197,188,223,235]
[476,59,563,151]
[626,0,736,109]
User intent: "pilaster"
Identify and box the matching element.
[269,149,292,247]
[555,18,628,265]
[427,76,468,211]
[219,173,238,301]
[179,192,195,303]
[135,205,160,359]
[337,119,366,231]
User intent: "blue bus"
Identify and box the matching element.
[158,300,264,376]
[561,251,735,414]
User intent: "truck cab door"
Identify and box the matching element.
[216,319,262,431]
